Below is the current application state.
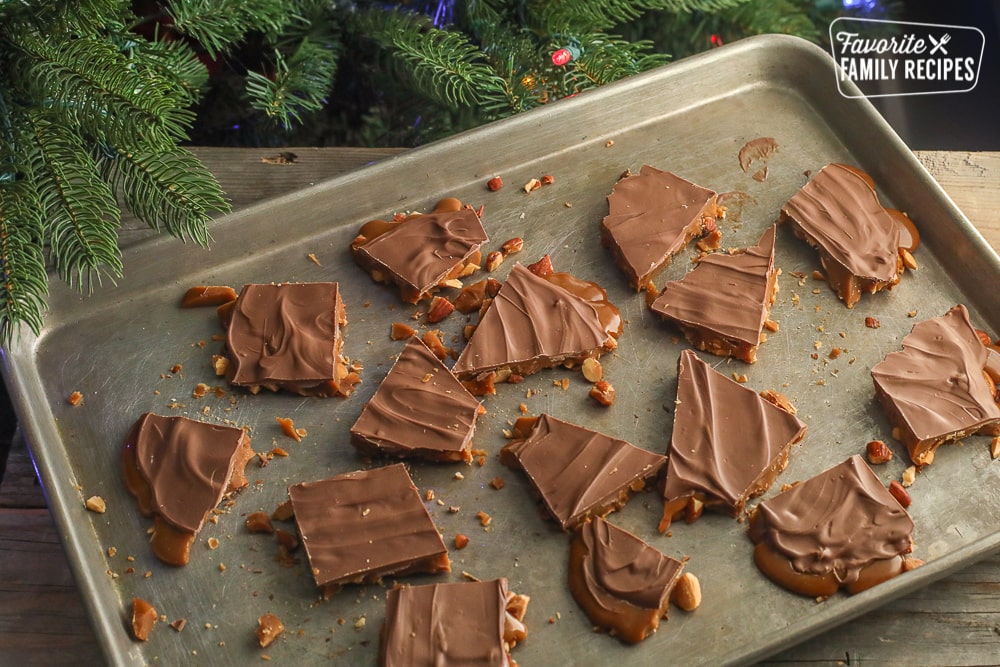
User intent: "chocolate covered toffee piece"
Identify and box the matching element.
[122,413,255,566]
[748,454,915,598]
[380,578,529,666]
[568,517,685,644]
[650,225,779,363]
[500,414,665,530]
[287,463,450,595]
[659,350,807,531]
[351,197,488,303]
[218,282,359,397]
[780,163,914,308]
[872,304,1000,466]
[601,165,723,289]
[350,336,485,463]
[451,259,622,391]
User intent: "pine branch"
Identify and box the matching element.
[101,143,228,246]
[167,0,292,58]
[0,174,49,344]
[354,7,507,108]
[246,34,340,129]
[25,110,123,291]
[126,36,210,107]
[562,33,670,90]
[536,0,750,32]
[7,28,195,150]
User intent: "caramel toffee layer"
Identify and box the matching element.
[288,463,449,591]
[651,225,778,362]
[569,517,684,644]
[601,165,720,289]
[350,336,483,462]
[224,282,356,396]
[780,163,902,307]
[452,262,620,380]
[662,350,806,528]
[381,578,527,667]
[353,204,488,301]
[500,414,666,530]
[872,304,1000,466]
[122,413,254,566]
[748,454,914,597]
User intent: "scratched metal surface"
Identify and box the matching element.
[5,35,1000,667]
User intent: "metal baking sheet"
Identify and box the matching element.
[5,34,1000,666]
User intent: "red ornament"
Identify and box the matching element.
[710,34,724,47]
[551,48,574,67]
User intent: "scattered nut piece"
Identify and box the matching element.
[256,613,285,648]
[207,537,220,550]
[501,237,524,255]
[476,510,492,527]
[900,248,918,271]
[485,251,504,272]
[865,440,894,465]
[486,176,504,191]
[888,480,912,508]
[426,296,456,324]
[169,618,187,632]
[131,597,157,641]
[67,391,84,406]
[589,380,616,406]
[581,358,603,383]
[540,174,555,185]
[526,255,554,277]
[85,495,107,514]
[672,572,702,611]
[454,534,470,550]
[490,476,505,490]
[865,316,881,329]
[275,417,303,442]
[523,178,541,193]
[901,465,917,487]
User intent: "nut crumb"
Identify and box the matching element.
[672,572,702,611]
[85,495,107,514]
[476,510,492,527]
[581,358,603,383]
[454,534,470,549]
[901,465,917,487]
[67,391,84,406]
[256,613,284,648]
[523,178,541,193]
[865,440,893,465]
[207,537,220,550]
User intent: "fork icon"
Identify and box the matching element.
[929,33,951,55]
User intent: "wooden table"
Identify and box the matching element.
[2,148,998,665]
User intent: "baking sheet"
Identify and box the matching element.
[5,34,1000,666]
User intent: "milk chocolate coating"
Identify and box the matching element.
[288,463,449,589]
[350,336,482,461]
[381,579,514,666]
[781,163,900,282]
[126,413,249,533]
[601,165,718,289]
[664,349,806,514]
[225,282,348,393]
[452,263,615,378]
[748,455,913,589]
[355,207,488,295]
[500,414,666,530]
[872,304,1000,464]
[651,225,777,354]
[568,517,683,644]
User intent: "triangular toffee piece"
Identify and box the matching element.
[872,304,1000,466]
[748,454,915,598]
[350,336,484,462]
[659,349,806,531]
[651,225,778,363]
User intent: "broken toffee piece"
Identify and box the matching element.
[350,336,484,463]
[380,578,529,667]
[600,165,723,290]
[748,454,915,598]
[651,225,779,363]
[872,304,1000,466]
[451,259,622,391]
[780,163,910,308]
[219,282,359,397]
[351,197,488,303]
[121,413,255,566]
[500,414,666,531]
[660,350,807,531]
[287,463,450,595]
[568,517,685,644]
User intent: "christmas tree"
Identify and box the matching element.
[0,0,894,344]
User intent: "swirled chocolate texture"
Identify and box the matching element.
[350,336,483,462]
[601,165,720,290]
[568,517,684,644]
[121,413,254,566]
[499,414,666,530]
[748,455,914,597]
[780,163,903,308]
[352,205,488,303]
[872,304,1000,466]
[287,463,450,594]
[452,263,620,381]
[223,282,358,397]
[661,350,806,530]
[381,578,528,667]
[651,225,778,363]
